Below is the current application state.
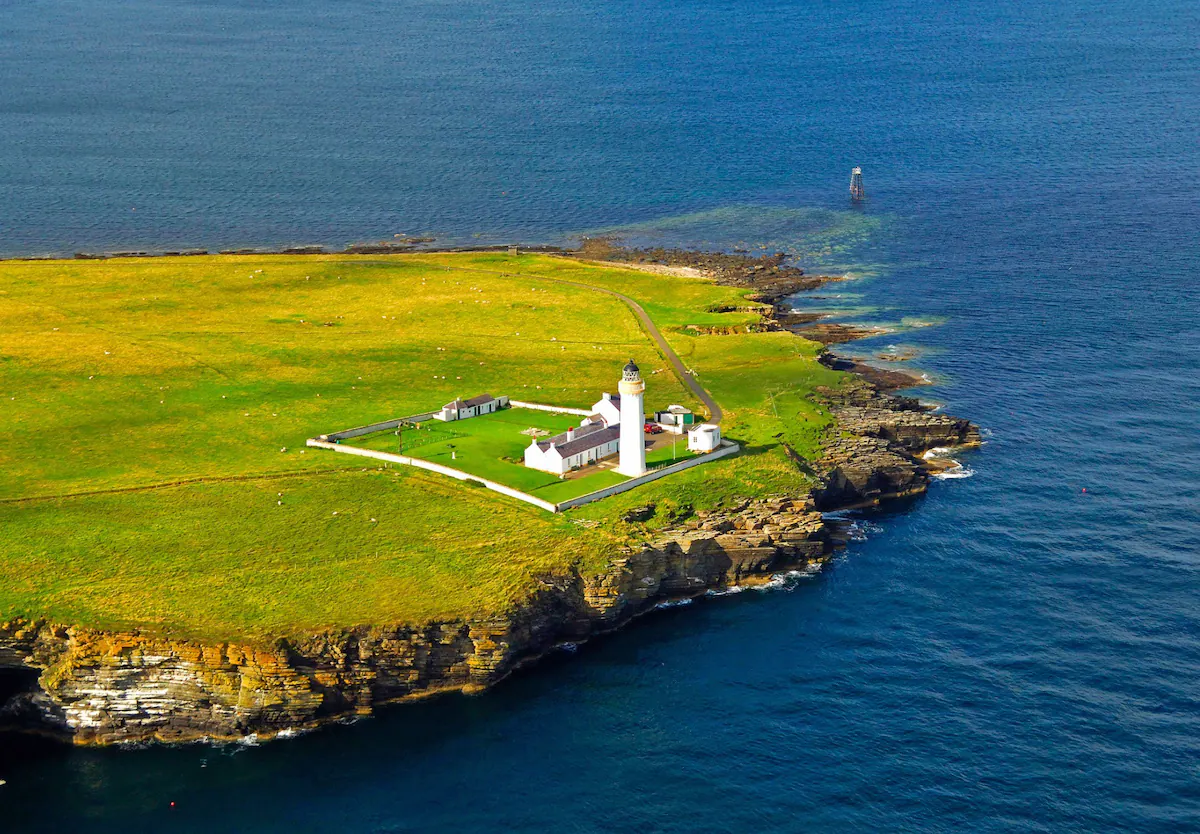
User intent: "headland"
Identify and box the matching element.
[0,245,977,745]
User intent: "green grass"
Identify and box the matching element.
[645,440,690,466]
[0,469,617,641]
[351,408,627,500]
[0,252,845,641]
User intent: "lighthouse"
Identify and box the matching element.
[617,359,647,476]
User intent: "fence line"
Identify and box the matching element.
[508,400,592,416]
[324,412,437,442]
[305,439,558,512]
[398,425,463,450]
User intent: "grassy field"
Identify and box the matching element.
[351,407,630,501]
[0,252,844,641]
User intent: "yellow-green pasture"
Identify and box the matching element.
[0,252,842,640]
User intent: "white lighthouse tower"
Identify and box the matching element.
[617,359,647,477]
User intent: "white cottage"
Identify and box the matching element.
[523,423,621,475]
[433,393,508,422]
[582,392,622,428]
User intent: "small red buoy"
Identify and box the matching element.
[170,802,176,808]
[1082,488,1087,493]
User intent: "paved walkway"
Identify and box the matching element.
[385,259,724,425]
[546,275,724,425]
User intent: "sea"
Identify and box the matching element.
[1,0,1198,830]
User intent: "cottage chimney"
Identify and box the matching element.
[602,393,611,401]
[566,428,575,441]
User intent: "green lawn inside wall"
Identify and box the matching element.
[0,252,845,642]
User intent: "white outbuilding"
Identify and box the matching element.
[687,423,722,453]
[433,393,508,422]
[654,404,696,434]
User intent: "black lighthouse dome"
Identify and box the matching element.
[622,359,640,381]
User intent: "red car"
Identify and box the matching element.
[644,423,664,434]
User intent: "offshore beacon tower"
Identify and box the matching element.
[850,167,866,201]
[617,359,648,476]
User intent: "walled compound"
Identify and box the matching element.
[307,359,734,512]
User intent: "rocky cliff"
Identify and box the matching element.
[0,369,977,747]
[0,498,834,745]
[812,376,981,509]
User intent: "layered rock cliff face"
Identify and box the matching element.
[813,377,981,509]
[0,498,833,745]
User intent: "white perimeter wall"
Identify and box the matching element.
[507,400,591,416]
[310,404,738,513]
[306,439,559,512]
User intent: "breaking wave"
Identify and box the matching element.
[706,564,823,597]
[932,464,975,479]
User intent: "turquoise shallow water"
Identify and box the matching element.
[2,0,1199,830]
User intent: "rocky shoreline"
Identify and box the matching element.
[0,245,979,746]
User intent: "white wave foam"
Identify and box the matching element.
[655,597,695,610]
[846,519,884,541]
[706,585,746,597]
[706,564,824,598]
[923,446,954,460]
[822,510,887,542]
[932,464,975,480]
[757,567,820,591]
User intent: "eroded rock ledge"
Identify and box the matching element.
[0,497,833,745]
[572,238,838,303]
[813,377,980,509]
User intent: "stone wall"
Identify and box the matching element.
[507,400,592,416]
[305,440,559,512]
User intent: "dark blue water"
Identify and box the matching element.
[2,0,1199,830]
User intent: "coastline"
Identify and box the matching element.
[0,244,979,747]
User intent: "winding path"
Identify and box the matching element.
[540,275,723,425]
[390,259,724,425]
